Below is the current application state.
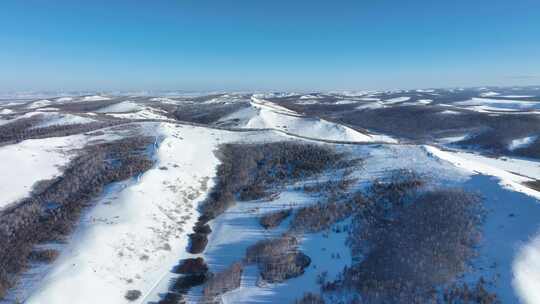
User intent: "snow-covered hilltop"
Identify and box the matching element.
[0,88,539,303]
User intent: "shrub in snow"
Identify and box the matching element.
[187,232,208,254]
[168,273,208,295]
[124,289,141,301]
[172,257,208,275]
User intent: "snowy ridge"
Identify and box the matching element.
[236,97,396,143]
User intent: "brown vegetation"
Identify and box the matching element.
[202,262,243,302]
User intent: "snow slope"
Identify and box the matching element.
[33,112,96,128]
[96,101,141,113]
[220,97,396,143]
[425,146,540,200]
[24,123,286,304]
[0,135,88,209]
[195,144,469,303]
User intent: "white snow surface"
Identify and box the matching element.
[356,101,385,110]
[0,135,88,209]
[33,112,96,128]
[27,99,53,109]
[82,95,110,101]
[96,101,141,113]
[509,136,537,151]
[383,96,411,104]
[228,97,396,143]
[96,101,170,120]
[149,97,181,104]
[514,235,540,304]
[455,97,540,112]
[0,108,14,114]
[425,146,540,200]
[480,91,500,97]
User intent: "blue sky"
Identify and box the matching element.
[1,0,539,91]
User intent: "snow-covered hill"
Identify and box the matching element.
[0,89,539,304]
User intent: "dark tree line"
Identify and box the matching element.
[173,102,250,125]
[0,136,154,299]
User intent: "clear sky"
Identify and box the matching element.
[1,0,539,92]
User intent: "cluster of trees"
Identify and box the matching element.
[259,209,292,229]
[156,258,209,303]
[317,170,487,303]
[189,142,347,254]
[202,262,243,302]
[294,293,326,304]
[0,136,154,299]
[443,278,500,304]
[172,257,208,275]
[289,199,356,233]
[245,235,310,283]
